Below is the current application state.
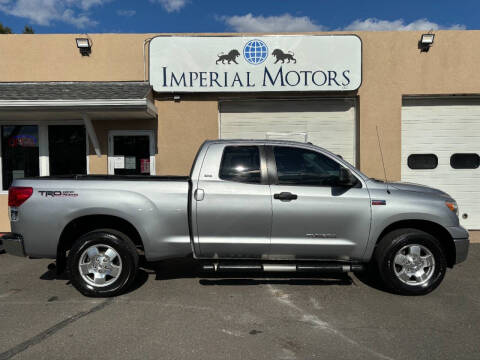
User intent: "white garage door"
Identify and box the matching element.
[219,99,357,165]
[402,98,480,229]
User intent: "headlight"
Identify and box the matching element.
[445,201,458,216]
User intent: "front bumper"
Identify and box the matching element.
[0,233,25,257]
[447,226,469,265]
[454,237,469,265]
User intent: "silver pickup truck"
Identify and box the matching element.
[2,140,469,297]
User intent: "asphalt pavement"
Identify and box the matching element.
[0,246,479,360]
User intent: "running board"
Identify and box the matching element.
[202,262,364,273]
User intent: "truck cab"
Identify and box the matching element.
[191,140,370,261]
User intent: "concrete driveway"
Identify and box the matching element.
[0,245,479,360]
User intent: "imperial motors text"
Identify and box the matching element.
[160,66,351,89]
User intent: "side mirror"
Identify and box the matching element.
[338,168,357,187]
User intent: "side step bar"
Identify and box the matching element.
[202,263,364,273]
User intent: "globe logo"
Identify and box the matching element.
[243,39,268,65]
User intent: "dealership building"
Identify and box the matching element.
[0,31,479,231]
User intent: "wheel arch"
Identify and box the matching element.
[56,215,144,272]
[375,219,456,268]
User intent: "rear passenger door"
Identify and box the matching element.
[194,144,272,259]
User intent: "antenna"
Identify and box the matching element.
[376,125,390,194]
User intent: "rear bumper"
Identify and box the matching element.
[0,233,25,257]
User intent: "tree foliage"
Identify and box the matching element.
[0,23,35,34]
[22,25,34,34]
[0,23,13,34]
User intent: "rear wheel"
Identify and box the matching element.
[374,228,447,295]
[68,229,138,297]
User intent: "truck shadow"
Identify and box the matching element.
[40,257,389,293]
[142,257,354,287]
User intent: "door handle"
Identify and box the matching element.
[194,189,205,201]
[274,192,298,201]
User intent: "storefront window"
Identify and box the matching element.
[1,125,39,190]
[48,125,86,175]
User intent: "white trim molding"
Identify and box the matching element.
[83,114,101,157]
[0,98,153,108]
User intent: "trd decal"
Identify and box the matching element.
[372,200,386,206]
[39,191,78,198]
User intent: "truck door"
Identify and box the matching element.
[193,144,271,259]
[267,145,371,260]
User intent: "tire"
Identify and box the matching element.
[374,228,447,295]
[68,229,139,297]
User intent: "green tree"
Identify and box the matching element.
[22,25,34,34]
[0,23,13,34]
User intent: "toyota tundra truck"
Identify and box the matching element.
[1,140,469,297]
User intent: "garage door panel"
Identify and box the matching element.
[220,99,356,165]
[402,99,480,229]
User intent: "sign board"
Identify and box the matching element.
[140,159,150,174]
[125,156,136,170]
[112,156,124,169]
[149,35,361,93]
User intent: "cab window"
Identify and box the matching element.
[219,146,261,184]
[273,146,341,186]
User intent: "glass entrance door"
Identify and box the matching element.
[108,131,155,175]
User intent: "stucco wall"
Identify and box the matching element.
[1,31,480,230]
[0,196,9,231]
[155,96,220,174]
[0,34,150,82]
[1,31,480,180]
[357,30,480,179]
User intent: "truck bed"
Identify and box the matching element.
[23,175,190,181]
[10,175,192,260]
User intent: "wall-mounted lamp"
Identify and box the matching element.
[76,38,91,56]
[419,34,435,52]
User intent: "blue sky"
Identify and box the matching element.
[0,0,476,34]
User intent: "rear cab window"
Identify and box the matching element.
[219,146,261,184]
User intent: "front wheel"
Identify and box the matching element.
[374,228,447,295]
[68,229,139,297]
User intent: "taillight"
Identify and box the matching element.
[8,187,33,207]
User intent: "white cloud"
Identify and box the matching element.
[151,0,188,13]
[0,0,111,28]
[76,0,111,11]
[219,13,466,33]
[220,13,324,33]
[343,18,466,31]
[117,9,135,17]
